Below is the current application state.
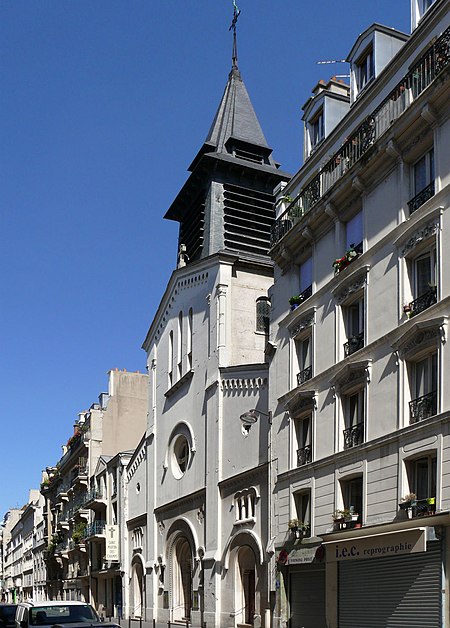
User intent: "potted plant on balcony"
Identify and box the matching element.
[403,303,412,317]
[289,294,305,310]
[288,519,309,539]
[333,245,360,274]
[399,493,416,518]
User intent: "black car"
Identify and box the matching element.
[0,605,17,628]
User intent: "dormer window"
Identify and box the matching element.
[412,0,436,29]
[356,46,374,92]
[311,109,324,148]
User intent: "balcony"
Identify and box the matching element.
[83,520,106,540]
[344,331,364,357]
[270,26,450,248]
[408,181,435,214]
[409,390,437,423]
[297,365,312,386]
[297,445,312,466]
[406,286,437,318]
[71,467,89,489]
[83,488,106,510]
[343,422,364,449]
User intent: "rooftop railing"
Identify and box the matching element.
[271,26,450,248]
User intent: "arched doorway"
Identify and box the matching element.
[171,537,193,622]
[130,557,144,618]
[235,546,256,626]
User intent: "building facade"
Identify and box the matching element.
[40,369,147,603]
[269,1,450,626]
[132,46,289,627]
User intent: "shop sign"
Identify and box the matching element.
[325,527,426,562]
[288,546,319,564]
[105,524,119,561]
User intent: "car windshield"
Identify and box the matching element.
[0,607,16,621]
[30,606,98,625]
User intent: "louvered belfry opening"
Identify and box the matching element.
[223,183,275,256]
[178,193,205,264]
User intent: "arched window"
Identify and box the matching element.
[256,297,270,334]
[178,311,183,378]
[187,308,193,369]
[169,330,174,387]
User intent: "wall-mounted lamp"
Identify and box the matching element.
[239,409,272,425]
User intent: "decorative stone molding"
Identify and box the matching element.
[334,273,367,305]
[127,444,147,481]
[392,317,447,361]
[290,310,315,337]
[221,377,268,392]
[285,390,316,417]
[177,272,209,292]
[331,360,371,395]
[401,220,439,257]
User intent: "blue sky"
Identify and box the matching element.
[0,1,410,516]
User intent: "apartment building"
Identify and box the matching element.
[269,1,450,626]
[40,369,147,603]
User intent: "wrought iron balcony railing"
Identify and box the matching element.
[344,331,364,357]
[297,365,313,386]
[409,390,437,423]
[408,286,437,318]
[343,422,364,449]
[408,181,435,214]
[83,520,106,539]
[297,444,312,466]
[270,26,450,248]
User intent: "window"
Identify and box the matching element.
[409,149,435,213]
[234,488,257,523]
[356,47,374,92]
[343,390,364,449]
[311,109,324,148]
[299,256,313,299]
[346,211,363,253]
[187,308,193,369]
[293,491,311,535]
[407,248,437,317]
[256,297,270,334]
[178,311,183,378]
[409,352,437,423]
[174,436,189,473]
[341,476,363,522]
[406,454,437,515]
[295,334,312,385]
[343,295,364,356]
[294,415,312,466]
[168,330,174,387]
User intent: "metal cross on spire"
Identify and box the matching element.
[229,0,241,69]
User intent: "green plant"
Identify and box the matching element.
[332,508,354,521]
[288,518,309,531]
[72,522,87,545]
[333,245,360,273]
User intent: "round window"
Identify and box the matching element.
[172,435,190,478]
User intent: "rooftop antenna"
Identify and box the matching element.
[229,0,241,69]
[316,60,350,79]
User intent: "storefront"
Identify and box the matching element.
[277,543,326,628]
[324,526,443,628]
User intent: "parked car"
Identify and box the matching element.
[15,602,118,628]
[0,605,17,628]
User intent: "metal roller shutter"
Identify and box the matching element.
[338,542,442,627]
[290,567,326,628]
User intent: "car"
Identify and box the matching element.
[14,602,117,628]
[0,604,17,628]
